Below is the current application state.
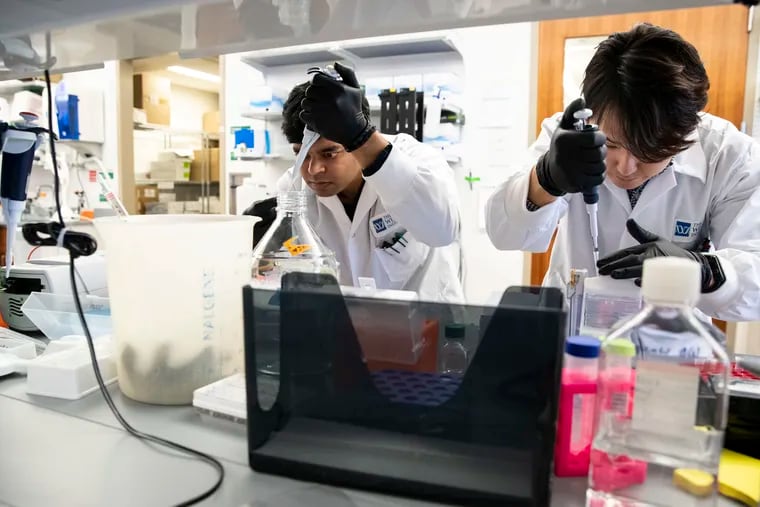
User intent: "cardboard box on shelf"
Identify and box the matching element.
[150,159,191,181]
[199,197,223,214]
[190,148,220,182]
[203,111,220,134]
[145,202,168,214]
[158,191,177,203]
[167,201,185,214]
[133,74,171,126]
[184,201,203,214]
[135,183,159,215]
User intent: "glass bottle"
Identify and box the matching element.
[251,190,339,388]
[587,257,730,507]
[251,190,339,287]
[440,323,468,375]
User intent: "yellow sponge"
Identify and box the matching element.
[673,468,715,497]
[719,449,760,507]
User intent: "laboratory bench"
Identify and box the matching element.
[0,376,740,507]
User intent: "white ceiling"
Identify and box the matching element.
[0,0,736,80]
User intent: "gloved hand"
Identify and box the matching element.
[299,62,375,152]
[243,196,277,248]
[536,98,607,196]
[597,219,725,293]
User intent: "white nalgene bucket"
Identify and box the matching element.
[94,215,257,405]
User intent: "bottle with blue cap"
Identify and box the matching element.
[555,335,601,477]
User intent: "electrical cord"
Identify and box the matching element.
[22,69,226,506]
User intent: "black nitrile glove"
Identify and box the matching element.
[244,196,277,248]
[536,98,607,196]
[597,219,725,293]
[299,61,375,152]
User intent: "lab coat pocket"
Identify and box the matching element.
[374,234,429,288]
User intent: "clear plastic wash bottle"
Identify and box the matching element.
[555,336,601,477]
[587,257,730,507]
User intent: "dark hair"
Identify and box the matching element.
[582,23,709,163]
[282,81,371,144]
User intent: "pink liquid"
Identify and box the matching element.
[554,370,597,477]
[589,367,648,492]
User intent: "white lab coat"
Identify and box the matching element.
[277,133,464,303]
[486,112,760,321]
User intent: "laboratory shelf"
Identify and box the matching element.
[133,122,219,140]
[340,36,459,60]
[241,49,343,69]
[241,109,283,121]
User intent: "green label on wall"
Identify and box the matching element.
[99,194,107,202]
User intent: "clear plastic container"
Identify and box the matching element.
[251,190,338,287]
[587,257,731,507]
[94,214,257,405]
[440,323,468,375]
[555,336,601,477]
[21,292,111,341]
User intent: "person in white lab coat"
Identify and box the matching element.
[250,62,463,303]
[485,23,760,321]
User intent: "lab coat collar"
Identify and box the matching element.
[316,183,378,234]
[670,128,707,183]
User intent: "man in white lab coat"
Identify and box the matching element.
[485,23,760,321]
[253,62,463,303]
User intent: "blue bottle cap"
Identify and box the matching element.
[565,336,601,358]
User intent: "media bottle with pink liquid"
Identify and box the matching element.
[554,336,601,477]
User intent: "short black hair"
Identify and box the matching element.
[582,23,709,163]
[282,81,371,144]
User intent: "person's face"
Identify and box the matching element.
[598,118,673,190]
[293,138,362,197]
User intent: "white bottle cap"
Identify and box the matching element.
[641,257,701,306]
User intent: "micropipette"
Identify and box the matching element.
[0,113,49,279]
[573,108,600,271]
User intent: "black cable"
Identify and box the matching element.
[38,69,225,505]
[43,70,64,227]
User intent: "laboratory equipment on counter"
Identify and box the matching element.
[251,190,338,287]
[573,107,600,269]
[554,336,600,477]
[93,214,257,405]
[580,275,642,336]
[439,323,467,375]
[25,338,116,400]
[243,273,566,506]
[21,292,110,341]
[587,257,730,507]
[0,112,50,278]
[567,268,587,336]
[0,253,107,331]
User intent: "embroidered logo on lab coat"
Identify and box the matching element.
[370,213,397,236]
[674,220,702,239]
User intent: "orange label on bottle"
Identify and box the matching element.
[283,236,311,256]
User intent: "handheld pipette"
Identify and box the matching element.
[573,108,600,271]
[0,113,49,279]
